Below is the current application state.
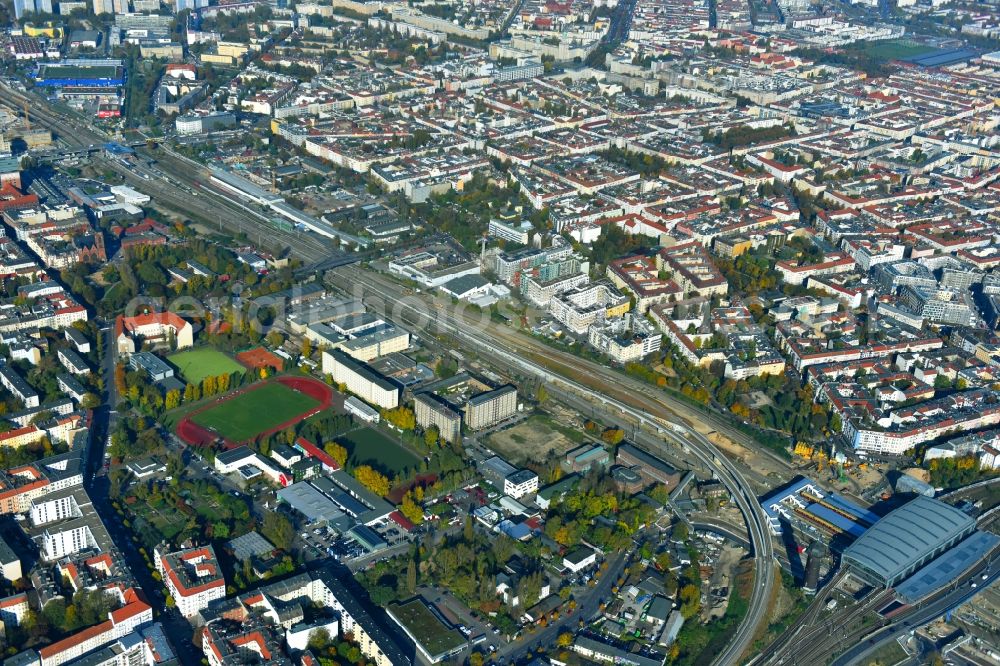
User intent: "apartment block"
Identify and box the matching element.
[414,393,462,444]
[464,385,517,430]
[322,350,401,410]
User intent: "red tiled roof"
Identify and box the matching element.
[295,437,339,471]
[0,593,27,608]
[389,511,415,532]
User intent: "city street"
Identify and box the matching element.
[498,548,632,663]
[88,321,200,664]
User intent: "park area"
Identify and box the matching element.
[339,427,420,475]
[168,348,245,385]
[176,376,333,446]
[487,413,586,465]
[388,600,466,660]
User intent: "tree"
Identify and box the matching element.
[114,363,127,395]
[307,628,330,652]
[165,389,181,410]
[324,442,348,468]
[679,584,701,619]
[300,337,313,358]
[557,632,573,647]
[261,511,294,547]
[266,330,284,348]
[166,451,183,478]
[400,491,424,525]
[601,428,625,446]
[463,515,474,542]
[406,558,417,594]
[673,521,689,541]
[424,425,439,448]
[647,484,670,505]
[934,374,953,390]
[537,384,549,404]
[353,465,391,496]
[382,406,416,430]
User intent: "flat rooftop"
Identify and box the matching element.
[895,530,1000,604]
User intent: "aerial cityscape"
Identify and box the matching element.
[0,0,999,663]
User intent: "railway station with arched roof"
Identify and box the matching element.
[842,495,976,587]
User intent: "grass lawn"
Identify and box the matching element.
[168,348,246,385]
[191,382,320,442]
[862,639,908,666]
[339,427,420,475]
[388,600,465,657]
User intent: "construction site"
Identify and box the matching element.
[0,101,54,153]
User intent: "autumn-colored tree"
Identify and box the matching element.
[679,584,701,619]
[601,428,625,445]
[353,465,390,496]
[382,406,416,430]
[165,389,181,410]
[114,363,127,395]
[301,337,313,358]
[323,442,348,468]
[400,491,424,525]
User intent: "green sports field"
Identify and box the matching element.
[190,382,319,442]
[339,427,420,475]
[168,348,246,385]
[857,40,935,61]
[39,63,122,79]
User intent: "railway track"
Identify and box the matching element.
[0,84,336,262]
[342,264,791,481]
[330,263,777,666]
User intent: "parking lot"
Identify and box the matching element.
[298,518,410,562]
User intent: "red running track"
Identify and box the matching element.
[176,376,334,449]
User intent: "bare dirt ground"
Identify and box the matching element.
[705,544,747,620]
[707,431,789,486]
[487,415,583,466]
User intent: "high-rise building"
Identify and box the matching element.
[464,385,517,430]
[414,392,462,444]
[13,0,35,18]
[91,0,114,15]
